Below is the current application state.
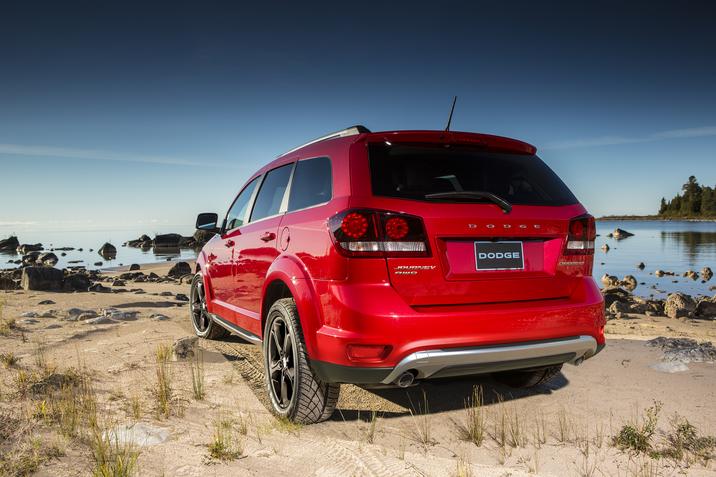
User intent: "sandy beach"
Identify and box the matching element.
[0,261,714,476]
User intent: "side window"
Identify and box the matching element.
[249,163,293,222]
[287,157,332,211]
[225,177,259,231]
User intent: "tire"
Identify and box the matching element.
[492,364,563,388]
[189,274,229,340]
[263,298,340,424]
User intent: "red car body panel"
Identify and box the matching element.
[196,128,605,382]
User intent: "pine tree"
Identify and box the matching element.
[658,197,667,215]
[701,186,716,217]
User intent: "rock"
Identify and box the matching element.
[21,251,42,265]
[129,264,140,271]
[612,228,634,239]
[84,316,118,325]
[17,243,43,254]
[620,275,638,292]
[609,301,631,314]
[101,308,139,321]
[0,236,20,251]
[148,272,159,280]
[20,311,38,318]
[173,336,198,358]
[159,291,173,297]
[600,274,619,287]
[63,274,91,292]
[153,233,183,248]
[112,279,126,287]
[21,267,64,291]
[601,287,633,309]
[637,262,645,270]
[45,324,61,330]
[94,262,103,267]
[39,311,55,318]
[601,244,610,252]
[694,299,716,319]
[66,308,95,319]
[683,270,698,280]
[702,267,713,281]
[98,243,117,259]
[37,252,59,266]
[20,318,39,325]
[0,274,18,290]
[175,293,189,302]
[109,423,170,447]
[89,283,112,293]
[126,234,152,248]
[655,270,665,277]
[192,229,216,247]
[38,300,55,305]
[150,313,169,321]
[167,262,191,278]
[664,293,697,319]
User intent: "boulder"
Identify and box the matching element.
[600,274,619,287]
[0,275,18,290]
[175,293,189,302]
[702,267,713,281]
[193,229,216,247]
[98,243,117,259]
[37,252,59,266]
[89,283,112,293]
[637,262,646,270]
[683,270,698,280]
[612,228,634,239]
[167,261,192,278]
[21,266,64,291]
[17,243,43,254]
[112,279,126,287]
[664,293,697,319]
[63,274,91,292]
[601,287,632,309]
[129,264,140,271]
[620,275,638,292]
[173,336,198,358]
[0,236,20,251]
[153,233,183,248]
[126,234,152,248]
[22,251,42,265]
[609,301,631,315]
[694,299,716,319]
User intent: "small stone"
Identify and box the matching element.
[84,316,118,325]
[173,336,198,358]
[38,300,55,305]
[637,262,645,270]
[150,313,170,321]
[20,311,38,318]
[175,293,189,302]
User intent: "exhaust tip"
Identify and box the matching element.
[396,371,415,388]
[573,356,584,366]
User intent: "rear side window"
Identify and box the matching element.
[250,163,293,222]
[369,144,577,206]
[225,176,259,230]
[288,157,332,211]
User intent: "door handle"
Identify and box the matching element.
[225,240,235,247]
[260,232,276,242]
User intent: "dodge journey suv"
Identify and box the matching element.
[191,126,605,423]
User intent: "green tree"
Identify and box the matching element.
[658,197,667,215]
[680,175,702,215]
[701,186,716,216]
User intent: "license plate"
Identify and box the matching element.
[474,241,524,270]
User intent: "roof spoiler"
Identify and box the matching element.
[279,125,370,157]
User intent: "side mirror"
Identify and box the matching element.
[195,212,220,232]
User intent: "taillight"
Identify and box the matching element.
[328,209,430,257]
[564,214,596,255]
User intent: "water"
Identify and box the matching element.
[594,221,716,298]
[2,221,715,298]
[0,227,198,270]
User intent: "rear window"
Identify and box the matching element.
[369,144,577,206]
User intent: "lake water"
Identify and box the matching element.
[594,220,716,298]
[1,221,715,298]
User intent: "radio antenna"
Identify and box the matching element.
[444,96,457,131]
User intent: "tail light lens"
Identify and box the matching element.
[328,209,430,257]
[564,214,596,255]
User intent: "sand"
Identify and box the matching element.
[1,262,715,476]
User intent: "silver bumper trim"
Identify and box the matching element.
[381,335,598,384]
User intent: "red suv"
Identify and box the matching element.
[191,126,605,423]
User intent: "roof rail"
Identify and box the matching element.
[279,125,371,157]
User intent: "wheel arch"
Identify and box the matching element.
[262,255,323,358]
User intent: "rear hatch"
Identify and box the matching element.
[367,141,589,306]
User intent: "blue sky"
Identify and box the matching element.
[1,1,715,232]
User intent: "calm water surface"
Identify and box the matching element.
[1,221,715,298]
[594,221,716,298]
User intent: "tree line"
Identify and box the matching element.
[659,176,716,217]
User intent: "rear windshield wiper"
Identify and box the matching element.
[424,191,513,214]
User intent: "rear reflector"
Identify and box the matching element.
[347,344,391,361]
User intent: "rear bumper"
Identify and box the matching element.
[312,335,603,384]
[308,276,606,383]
